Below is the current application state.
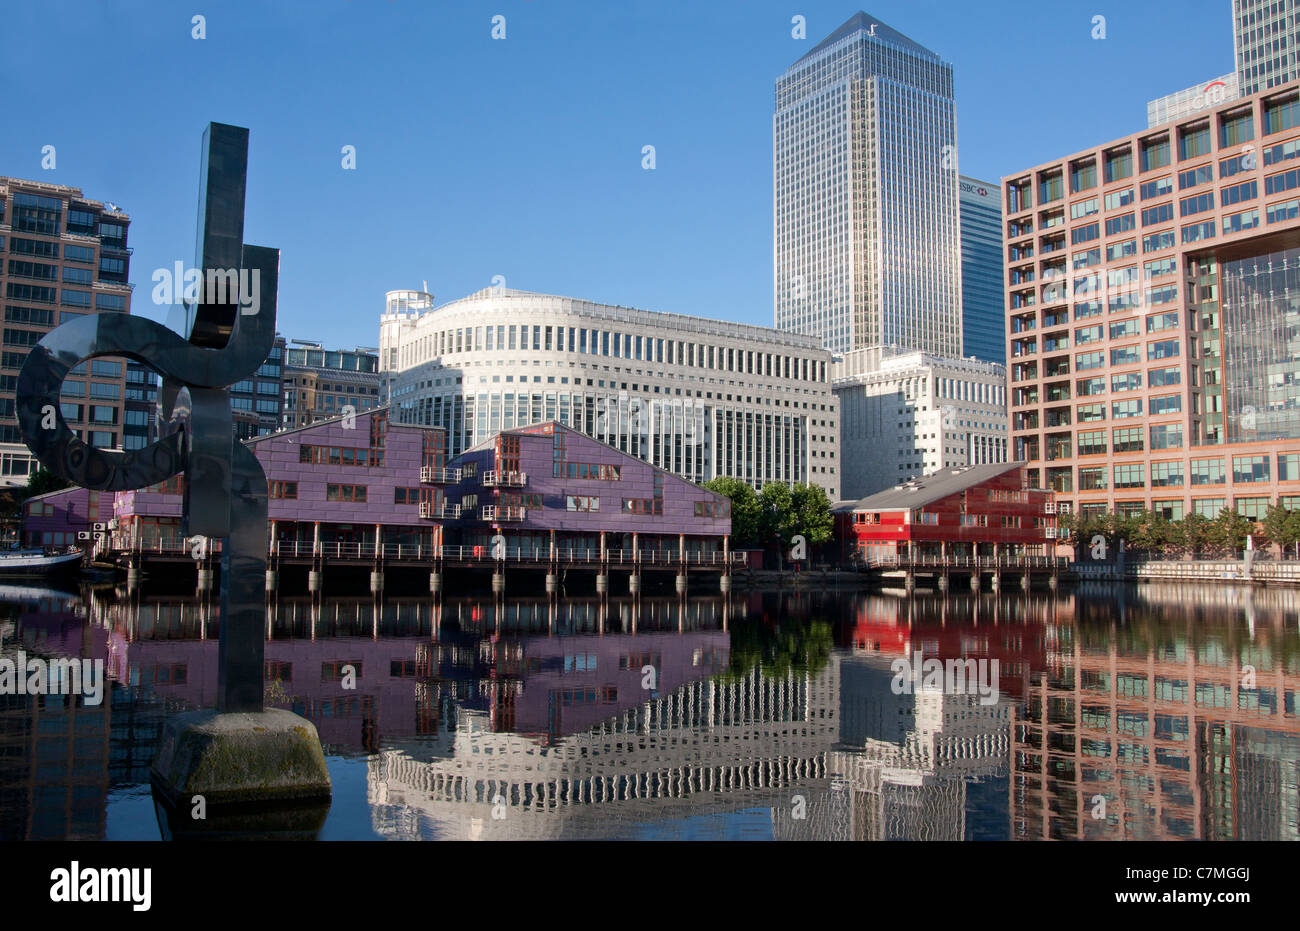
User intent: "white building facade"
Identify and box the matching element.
[834,349,1008,499]
[380,288,840,499]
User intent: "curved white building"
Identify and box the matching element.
[380,288,839,497]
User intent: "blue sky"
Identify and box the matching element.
[4,0,1232,347]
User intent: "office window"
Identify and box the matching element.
[1112,426,1143,452]
[1148,339,1180,360]
[1149,394,1182,415]
[1114,463,1145,489]
[1105,148,1133,182]
[1079,466,1107,490]
[1190,457,1225,485]
[1141,136,1170,172]
[1279,453,1300,482]
[1264,92,1300,135]
[1236,497,1269,521]
[1150,423,1183,450]
[1178,123,1211,160]
[1151,461,1184,487]
[1193,497,1226,517]
[1112,399,1142,419]
[1232,455,1270,484]
[1140,176,1173,199]
[1077,429,1106,455]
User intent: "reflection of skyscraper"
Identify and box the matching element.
[799,654,1010,842]
[774,12,961,357]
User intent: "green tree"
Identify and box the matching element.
[1129,510,1171,553]
[1260,503,1290,554]
[20,468,68,501]
[758,482,796,548]
[789,483,834,546]
[1209,507,1252,557]
[702,477,762,545]
[1170,512,1210,559]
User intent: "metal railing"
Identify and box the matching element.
[108,538,746,566]
[419,466,462,484]
[854,555,1070,570]
[418,501,462,519]
[481,470,527,487]
[479,505,526,521]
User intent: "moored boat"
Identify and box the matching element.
[0,547,84,578]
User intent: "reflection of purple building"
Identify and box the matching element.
[109,624,728,751]
[449,422,731,555]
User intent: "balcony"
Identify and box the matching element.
[480,505,526,521]
[418,501,462,519]
[420,466,462,484]
[482,470,527,487]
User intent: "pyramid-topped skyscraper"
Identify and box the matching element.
[775,12,962,357]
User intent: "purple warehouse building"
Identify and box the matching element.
[21,486,110,548]
[23,410,733,568]
[446,422,732,558]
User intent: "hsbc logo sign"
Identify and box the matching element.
[959,181,990,198]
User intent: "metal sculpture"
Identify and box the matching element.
[17,123,275,713]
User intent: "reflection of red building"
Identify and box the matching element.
[834,462,1054,564]
[838,593,1056,701]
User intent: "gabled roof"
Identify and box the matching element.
[794,11,940,67]
[834,461,1030,513]
[453,420,728,503]
[244,404,411,445]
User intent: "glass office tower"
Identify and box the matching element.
[959,176,1005,364]
[774,11,962,357]
[1235,0,1300,95]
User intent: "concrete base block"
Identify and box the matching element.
[308,570,322,592]
[151,708,332,809]
[196,568,213,591]
[719,575,732,593]
[675,574,687,594]
[492,572,505,593]
[596,574,609,593]
[545,573,559,593]
[265,570,278,592]
[370,571,384,593]
[429,572,442,593]
[970,574,981,590]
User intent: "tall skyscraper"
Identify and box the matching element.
[0,177,133,484]
[1235,0,1300,95]
[774,11,962,357]
[958,176,1004,365]
[1003,80,1300,522]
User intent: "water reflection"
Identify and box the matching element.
[0,583,1297,840]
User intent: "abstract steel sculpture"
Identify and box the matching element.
[17,123,274,713]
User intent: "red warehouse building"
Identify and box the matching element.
[835,461,1055,564]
